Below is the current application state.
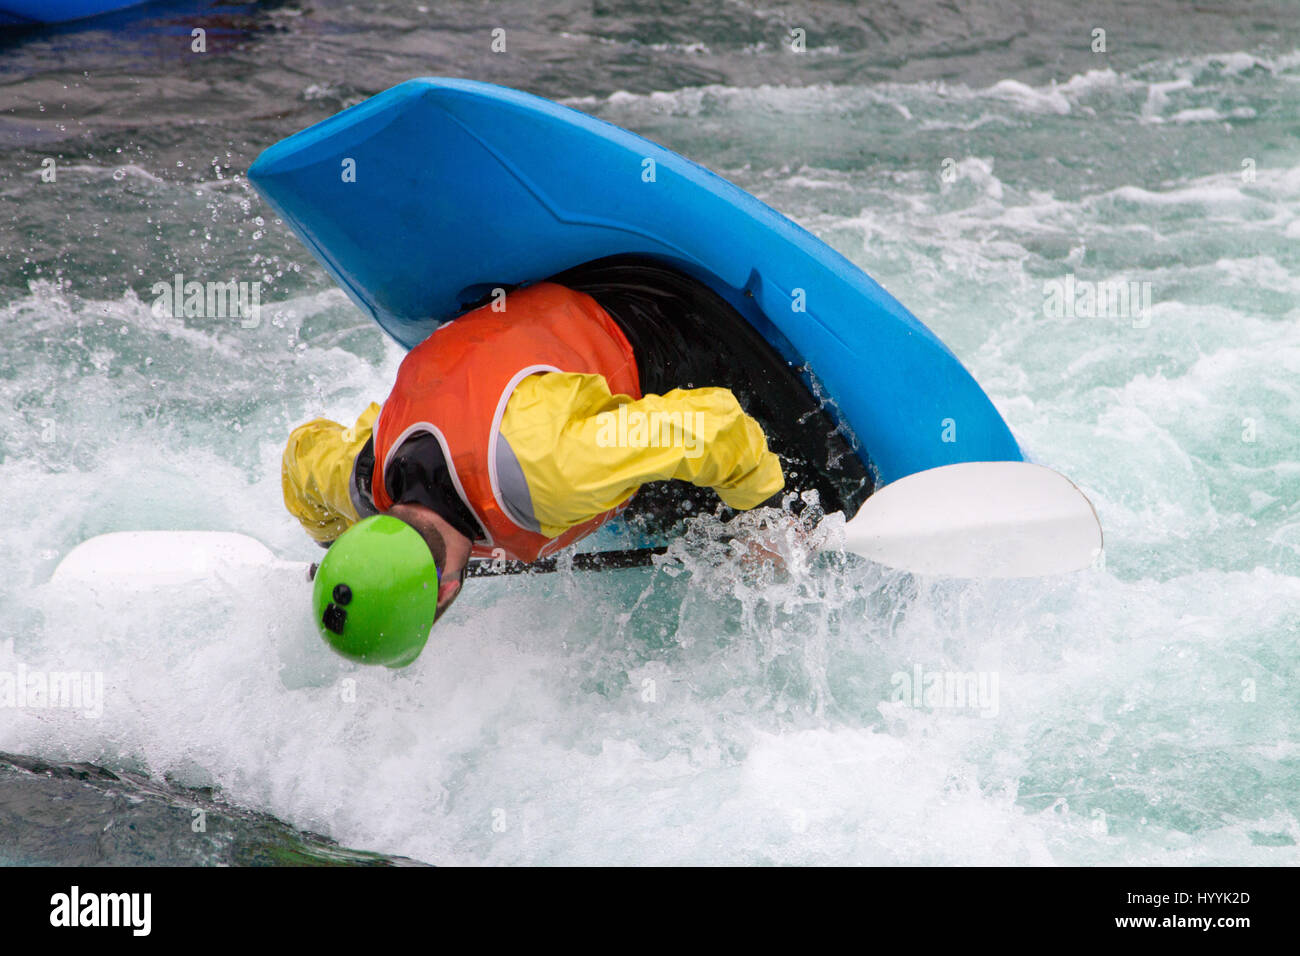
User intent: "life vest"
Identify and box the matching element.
[371,282,642,562]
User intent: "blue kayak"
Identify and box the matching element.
[249,78,1022,491]
[0,0,148,25]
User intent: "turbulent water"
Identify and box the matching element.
[2,0,1299,865]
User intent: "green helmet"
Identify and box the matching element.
[311,515,440,668]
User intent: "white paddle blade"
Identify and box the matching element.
[51,531,306,591]
[840,462,1103,578]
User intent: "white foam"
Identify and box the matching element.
[6,45,1300,864]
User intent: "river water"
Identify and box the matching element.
[2,0,1298,864]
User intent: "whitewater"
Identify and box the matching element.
[2,1,1298,864]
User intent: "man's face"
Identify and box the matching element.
[387,502,472,622]
[433,560,467,622]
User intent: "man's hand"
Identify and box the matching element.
[735,534,788,571]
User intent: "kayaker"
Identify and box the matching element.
[282,256,871,667]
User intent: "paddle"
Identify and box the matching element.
[50,462,1101,587]
[838,460,1102,578]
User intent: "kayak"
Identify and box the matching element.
[0,0,148,24]
[248,78,1023,491]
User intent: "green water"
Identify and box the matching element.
[1,0,1298,864]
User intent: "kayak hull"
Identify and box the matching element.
[0,0,148,24]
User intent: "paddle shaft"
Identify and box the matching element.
[465,546,669,577]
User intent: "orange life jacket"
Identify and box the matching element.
[371,282,642,562]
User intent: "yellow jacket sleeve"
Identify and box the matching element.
[500,372,783,538]
[281,402,381,543]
